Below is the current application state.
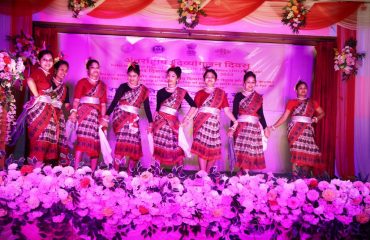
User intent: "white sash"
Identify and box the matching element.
[119,105,140,115]
[99,126,113,165]
[237,115,259,124]
[159,106,177,116]
[80,96,100,105]
[291,116,312,124]
[38,95,63,109]
[179,125,192,158]
[198,107,220,115]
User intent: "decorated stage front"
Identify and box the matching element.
[0,163,369,239]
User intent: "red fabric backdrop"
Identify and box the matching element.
[304,2,362,30]
[312,41,337,177]
[335,26,356,179]
[87,0,154,19]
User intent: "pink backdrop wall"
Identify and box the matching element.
[59,33,315,173]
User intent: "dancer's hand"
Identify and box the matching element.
[69,112,77,123]
[231,121,238,130]
[312,117,318,123]
[100,117,109,128]
[264,128,271,138]
[182,116,191,126]
[227,129,234,138]
[147,123,153,133]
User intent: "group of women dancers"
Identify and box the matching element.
[1,49,326,176]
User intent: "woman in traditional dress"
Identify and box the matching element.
[191,68,238,172]
[26,50,60,165]
[51,60,71,166]
[230,71,270,171]
[69,59,107,171]
[152,66,197,166]
[269,80,325,176]
[105,63,153,171]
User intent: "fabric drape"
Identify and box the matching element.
[199,0,265,25]
[304,2,362,30]
[87,0,154,19]
[335,25,356,179]
[311,41,337,177]
[0,0,55,16]
[354,4,370,177]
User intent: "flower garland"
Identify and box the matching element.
[68,0,96,18]
[334,38,366,81]
[0,51,25,145]
[281,0,309,34]
[8,31,40,66]
[0,162,369,239]
[178,0,206,29]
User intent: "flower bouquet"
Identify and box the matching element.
[334,38,366,81]
[282,0,309,34]
[178,0,206,29]
[8,31,39,66]
[0,51,25,144]
[68,0,96,18]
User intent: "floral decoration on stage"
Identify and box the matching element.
[281,0,309,34]
[0,162,369,239]
[8,31,40,66]
[0,52,25,145]
[54,52,66,64]
[68,0,96,18]
[334,38,366,81]
[178,0,206,29]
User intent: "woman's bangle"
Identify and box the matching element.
[102,117,109,122]
[70,109,77,114]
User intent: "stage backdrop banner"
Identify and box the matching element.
[59,33,314,173]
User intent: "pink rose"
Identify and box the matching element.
[314,206,324,215]
[353,181,364,188]
[356,213,370,224]
[0,208,7,217]
[351,196,363,205]
[349,188,360,199]
[307,190,319,202]
[268,189,278,201]
[221,196,232,206]
[102,207,114,217]
[324,212,335,220]
[281,218,293,228]
[303,204,314,213]
[52,214,65,223]
[364,206,370,215]
[322,189,337,202]
[212,208,224,218]
[27,197,40,209]
[337,215,353,225]
[318,181,329,191]
[268,200,279,210]
[294,179,308,192]
[287,197,300,209]
[242,200,254,213]
[303,214,315,223]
